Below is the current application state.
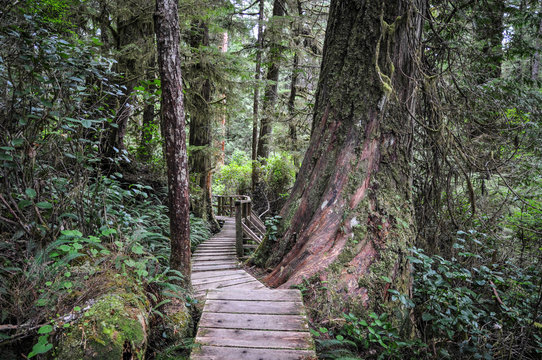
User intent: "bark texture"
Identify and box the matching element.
[256,0,286,159]
[254,0,425,312]
[252,0,265,164]
[155,0,191,280]
[187,21,220,233]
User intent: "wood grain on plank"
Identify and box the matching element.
[195,328,313,349]
[204,299,305,315]
[191,346,315,360]
[199,312,309,331]
[206,289,302,302]
[191,269,246,280]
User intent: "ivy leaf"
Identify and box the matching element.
[25,188,37,199]
[36,202,53,209]
[37,325,53,334]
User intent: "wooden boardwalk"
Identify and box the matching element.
[190,218,315,360]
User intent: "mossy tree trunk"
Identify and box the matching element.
[256,0,286,160]
[253,0,425,312]
[155,0,191,281]
[187,21,220,233]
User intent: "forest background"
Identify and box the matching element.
[0,0,541,359]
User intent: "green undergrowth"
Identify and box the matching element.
[304,230,542,360]
[0,174,211,358]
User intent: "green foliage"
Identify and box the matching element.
[263,152,297,198]
[264,215,281,242]
[411,231,542,359]
[213,150,253,195]
[313,312,423,360]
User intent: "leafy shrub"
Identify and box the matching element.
[312,311,423,360]
[263,152,296,197]
[213,150,252,195]
[411,231,542,359]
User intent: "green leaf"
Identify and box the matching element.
[36,202,53,209]
[37,325,53,334]
[422,312,434,321]
[25,188,37,199]
[61,230,83,237]
[36,298,48,306]
[131,244,144,255]
[80,119,92,128]
[102,228,117,236]
[58,245,71,252]
[28,341,53,358]
[18,200,32,209]
[11,138,25,146]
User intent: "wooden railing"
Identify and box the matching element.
[213,195,265,258]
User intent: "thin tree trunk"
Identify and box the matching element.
[532,1,542,81]
[286,0,302,166]
[217,32,228,167]
[139,57,157,162]
[252,0,425,314]
[252,0,265,191]
[155,0,191,282]
[256,0,285,159]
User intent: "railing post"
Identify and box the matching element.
[235,200,243,258]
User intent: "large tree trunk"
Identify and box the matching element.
[253,0,425,313]
[155,0,191,281]
[188,21,220,233]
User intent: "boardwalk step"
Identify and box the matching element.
[190,217,315,359]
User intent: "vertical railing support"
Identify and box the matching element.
[235,200,243,258]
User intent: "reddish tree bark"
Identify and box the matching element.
[155,0,191,281]
[252,0,425,312]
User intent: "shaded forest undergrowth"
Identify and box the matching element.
[1,0,542,359]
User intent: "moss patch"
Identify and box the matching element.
[55,274,150,360]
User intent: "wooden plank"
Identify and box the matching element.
[191,269,246,280]
[197,278,261,291]
[198,240,234,247]
[192,256,236,262]
[206,289,301,302]
[192,261,238,268]
[193,274,253,286]
[195,328,313,350]
[192,264,239,272]
[204,300,304,315]
[196,246,235,251]
[199,312,309,331]
[191,346,315,360]
[242,222,262,244]
[223,282,266,290]
[193,252,236,256]
[194,249,236,253]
